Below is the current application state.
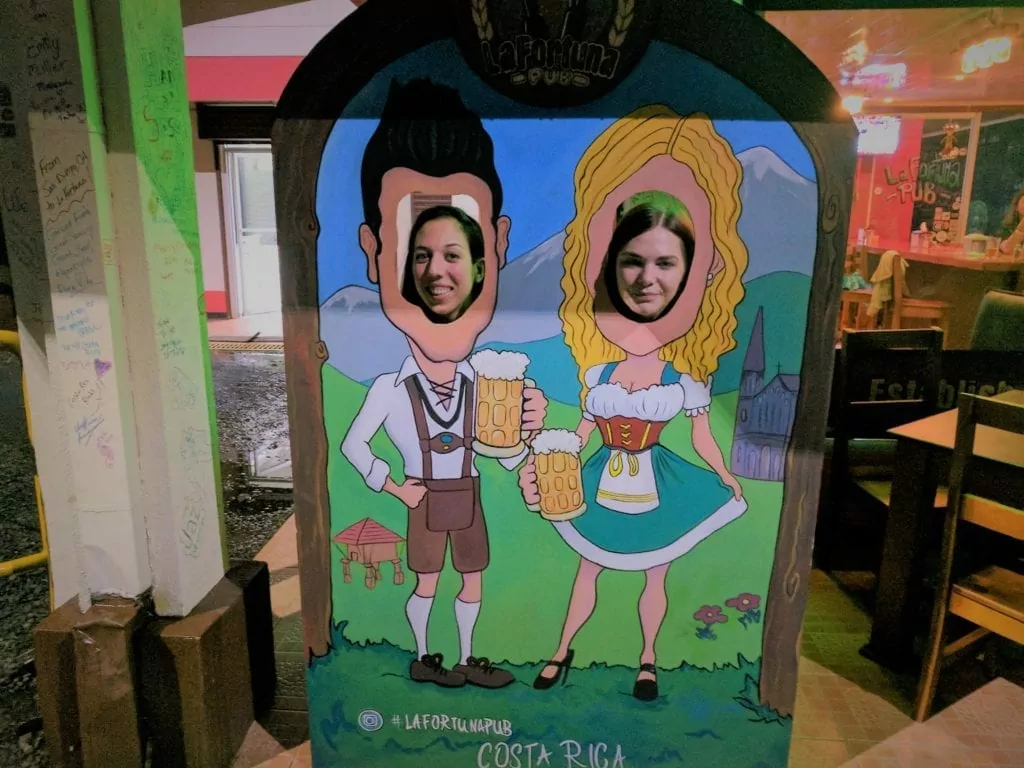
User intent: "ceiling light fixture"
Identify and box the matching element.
[842,95,866,115]
[961,36,1013,74]
[956,13,1018,75]
[851,62,908,90]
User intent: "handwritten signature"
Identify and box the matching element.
[74,412,104,445]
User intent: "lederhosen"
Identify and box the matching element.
[404,375,489,575]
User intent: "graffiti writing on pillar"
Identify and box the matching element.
[132,22,195,231]
[1,186,30,215]
[156,318,186,359]
[180,427,212,465]
[180,482,209,557]
[39,152,91,220]
[56,305,101,359]
[23,25,86,122]
[25,0,51,22]
[39,153,102,297]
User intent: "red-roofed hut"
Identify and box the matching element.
[333,518,405,589]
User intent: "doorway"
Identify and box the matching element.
[221,145,281,319]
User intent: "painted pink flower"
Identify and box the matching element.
[725,593,761,612]
[693,605,728,625]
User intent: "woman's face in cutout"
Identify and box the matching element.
[586,156,720,356]
[614,225,688,321]
[411,216,481,321]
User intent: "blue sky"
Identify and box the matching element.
[315,40,816,304]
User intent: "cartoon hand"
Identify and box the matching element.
[723,473,743,500]
[522,384,547,433]
[398,479,427,509]
[518,454,542,511]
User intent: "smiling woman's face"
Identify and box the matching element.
[614,225,689,321]
[586,158,718,354]
[411,216,480,321]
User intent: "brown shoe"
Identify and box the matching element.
[453,657,515,689]
[410,653,466,688]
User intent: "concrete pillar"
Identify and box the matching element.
[0,0,225,616]
[0,8,93,612]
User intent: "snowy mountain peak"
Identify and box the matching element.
[739,147,812,187]
[322,284,381,312]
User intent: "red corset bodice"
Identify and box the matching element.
[594,416,667,452]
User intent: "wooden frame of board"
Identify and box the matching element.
[272,0,856,717]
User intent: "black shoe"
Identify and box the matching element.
[633,663,658,701]
[410,653,466,688]
[453,657,515,689]
[533,649,575,690]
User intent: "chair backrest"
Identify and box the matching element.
[890,252,906,325]
[836,328,944,440]
[936,350,1024,411]
[848,244,868,277]
[970,289,1024,352]
[947,393,1024,541]
[829,328,943,489]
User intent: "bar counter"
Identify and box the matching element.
[850,241,1023,347]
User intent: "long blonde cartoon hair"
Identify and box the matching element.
[558,106,748,406]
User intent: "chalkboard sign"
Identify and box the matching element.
[969,112,1024,237]
[911,119,970,243]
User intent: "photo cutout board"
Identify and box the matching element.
[273,0,856,764]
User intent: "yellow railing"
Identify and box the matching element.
[0,330,52,608]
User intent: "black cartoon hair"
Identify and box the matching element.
[360,78,502,252]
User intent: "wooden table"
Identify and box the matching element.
[861,389,1024,671]
[862,243,1024,275]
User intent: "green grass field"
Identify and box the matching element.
[307,622,789,767]
[323,365,782,671]
[312,366,792,766]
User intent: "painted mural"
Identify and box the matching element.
[312,57,814,768]
[273,1,854,765]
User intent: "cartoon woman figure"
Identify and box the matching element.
[520,106,749,702]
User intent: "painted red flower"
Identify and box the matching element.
[693,605,728,624]
[725,593,761,612]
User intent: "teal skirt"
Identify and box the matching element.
[551,444,743,571]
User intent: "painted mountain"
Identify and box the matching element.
[319,147,817,399]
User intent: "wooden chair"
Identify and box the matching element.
[838,245,875,338]
[816,328,946,573]
[914,393,1024,721]
[887,253,951,343]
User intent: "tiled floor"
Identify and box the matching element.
[231,521,1024,767]
[208,311,283,342]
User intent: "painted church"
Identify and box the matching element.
[731,306,800,482]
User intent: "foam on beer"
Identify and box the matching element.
[470,349,530,381]
[531,429,583,456]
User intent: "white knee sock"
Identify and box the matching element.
[406,593,433,659]
[455,598,481,665]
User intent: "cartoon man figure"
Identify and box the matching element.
[341,79,546,689]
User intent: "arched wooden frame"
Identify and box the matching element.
[273,0,856,716]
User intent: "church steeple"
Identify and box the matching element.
[740,306,766,398]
